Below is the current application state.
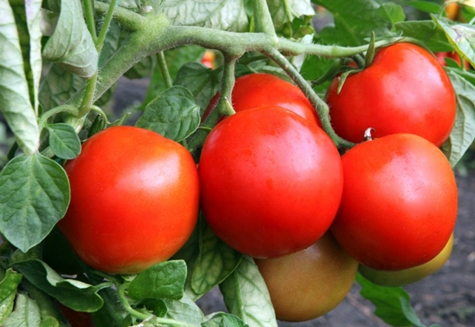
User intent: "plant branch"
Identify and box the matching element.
[264,48,354,149]
[253,0,278,40]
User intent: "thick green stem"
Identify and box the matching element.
[77,73,98,118]
[265,48,354,149]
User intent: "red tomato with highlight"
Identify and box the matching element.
[326,43,456,147]
[331,133,458,271]
[204,73,320,125]
[58,126,200,274]
[199,107,343,258]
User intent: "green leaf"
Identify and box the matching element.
[191,220,242,296]
[202,312,248,327]
[408,1,443,15]
[43,0,98,79]
[395,20,452,52]
[46,124,81,160]
[3,293,41,327]
[153,0,249,32]
[161,294,204,326]
[98,20,121,68]
[124,55,154,79]
[399,297,431,327]
[267,0,316,33]
[313,0,390,46]
[0,269,23,325]
[0,1,40,155]
[220,256,277,327]
[170,222,202,301]
[378,3,405,32]
[9,0,43,113]
[356,272,413,327]
[0,153,70,252]
[39,64,84,110]
[135,86,201,142]
[12,260,105,312]
[432,17,475,68]
[128,260,187,301]
[441,71,475,166]
[174,62,222,111]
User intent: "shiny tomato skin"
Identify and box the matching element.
[359,233,453,287]
[205,73,319,125]
[331,133,457,271]
[58,126,199,274]
[255,232,358,322]
[199,107,343,258]
[326,43,456,147]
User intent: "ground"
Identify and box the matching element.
[114,78,475,327]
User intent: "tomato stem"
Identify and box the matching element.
[157,52,173,89]
[94,1,146,31]
[253,0,278,41]
[83,0,98,43]
[95,0,118,54]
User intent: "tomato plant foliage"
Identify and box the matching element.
[0,0,474,327]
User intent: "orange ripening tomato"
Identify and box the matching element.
[255,232,358,322]
[58,126,200,274]
[359,233,454,287]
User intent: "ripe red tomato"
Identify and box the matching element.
[359,233,453,287]
[330,133,457,271]
[58,126,200,274]
[255,232,358,322]
[204,73,320,125]
[326,43,456,147]
[199,106,343,258]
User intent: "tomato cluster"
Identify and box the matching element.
[57,42,458,323]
